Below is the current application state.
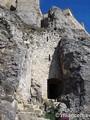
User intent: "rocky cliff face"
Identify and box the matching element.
[59,37,90,115]
[0,0,42,26]
[0,3,90,120]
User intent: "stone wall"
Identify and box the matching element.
[17,0,42,26]
[0,0,16,9]
[30,31,62,99]
[63,9,84,30]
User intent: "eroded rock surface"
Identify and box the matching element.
[0,4,90,120]
[0,7,31,120]
[59,37,90,115]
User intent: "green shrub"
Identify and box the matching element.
[44,101,58,120]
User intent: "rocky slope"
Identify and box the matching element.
[0,4,90,120]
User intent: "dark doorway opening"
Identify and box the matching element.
[48,78,64,99]
[10,5,16,11]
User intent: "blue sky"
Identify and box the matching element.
[40,0,90,33]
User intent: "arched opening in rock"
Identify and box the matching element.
[10,5,16,11]
[48,78,64,99]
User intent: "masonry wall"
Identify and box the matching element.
[17,0,40,15]
[17,0,42,26]
[30,31,62,99]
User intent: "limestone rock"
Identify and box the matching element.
[0,6,31,119]
[0,2,90,120]
[59,37,90,113]
[1,101,16,120]
[0,0,42,27]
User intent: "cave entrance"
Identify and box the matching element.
[48,78,64,99]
